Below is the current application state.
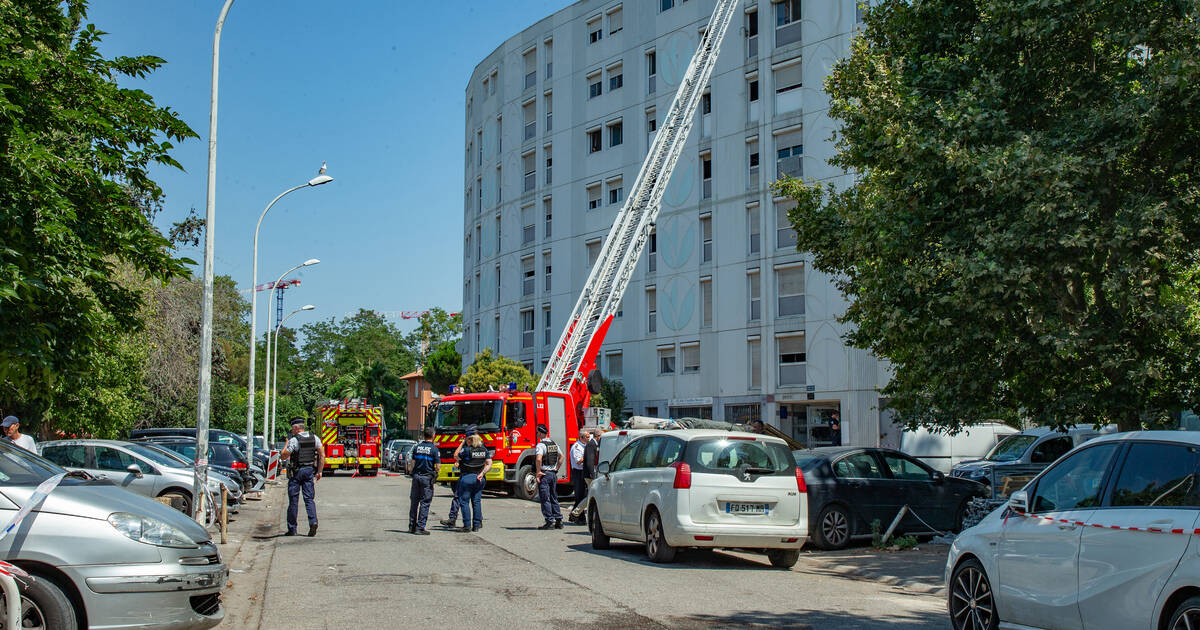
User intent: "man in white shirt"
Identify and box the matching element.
[2,416,35,453]
[568,428,592,523]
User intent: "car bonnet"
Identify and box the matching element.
[1,481,211,543]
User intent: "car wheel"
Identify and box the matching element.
[767,549,800,569]
[2,573,79,630]
[949,558,998,630]
[814,504,852,550]
[158,490,192,516]
[1170,596,1200,630]
[514,464,538,502]
[644,508,677,563]
[589,503,611,550]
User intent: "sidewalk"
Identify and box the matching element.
[214,481,287,628]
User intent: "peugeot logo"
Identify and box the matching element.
[742,472,751,482]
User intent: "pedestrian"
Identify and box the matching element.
[534,424,563,530]
[1,417,35,453]
[279,417,323,537]
[439,437,466,529]
[455,429,492,532]
[829,411,842,446]
[750,419,766,434]
[568,428,601,523]
[408,427,439,535]
[567,427,591,524]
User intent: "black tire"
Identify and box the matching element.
[949,558,998,630]
[644,508,676,563]
[1169,596,1200,630]
[813,503,852,550]
[157,490,192,516]
[7,573,78,630]
[589,502,611,550]
[514,464,538,502]
[767,549,800,569]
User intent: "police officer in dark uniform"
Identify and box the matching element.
[534,424,563,529]
[408,426,439,535]
[279,417,324,537]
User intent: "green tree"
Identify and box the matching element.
[405,308,463,360]
[778,0,1200,433]
[423,341,462,396]
[589,379,627,425]
[457,349,538,393]
[0,1,195,423]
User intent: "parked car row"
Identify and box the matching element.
[130,427,269,472]
[950,424,1113,499]
[384,439,416,473]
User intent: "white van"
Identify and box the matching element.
[900,423,1019,474]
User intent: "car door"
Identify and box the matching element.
[996,442,1121,630]
[1077,440,1200,630]
[595,438,644,535]
[830,451,890,530]
[92,445,156,497]
[623,436,666,534]
[878,451,957,531]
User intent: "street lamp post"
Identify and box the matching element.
[194,0,236,523]
[262,259,320,449]
[271,305,316,444]
[245,173,332,462]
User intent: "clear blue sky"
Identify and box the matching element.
[88,0,573,337]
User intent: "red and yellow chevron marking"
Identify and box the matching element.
[320,425,338,444]
[432,433,501,444]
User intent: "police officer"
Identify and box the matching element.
[279,417,323,537]
[409,427,439,535]
[534,424,563,530]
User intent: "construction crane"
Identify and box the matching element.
[255,279,301,325]
[537,0,740,399]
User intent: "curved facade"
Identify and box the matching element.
[460,0,891,448]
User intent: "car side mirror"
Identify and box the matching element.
[126,463,143,477]
[932,470,945,484]
[1008,489,1029,514]
[511,404,526,428]
[597,461,610,476]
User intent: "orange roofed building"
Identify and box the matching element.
[399,369,435,433]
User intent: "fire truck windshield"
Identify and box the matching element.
[434,400,501,433]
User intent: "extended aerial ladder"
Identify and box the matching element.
[537,0,740,404]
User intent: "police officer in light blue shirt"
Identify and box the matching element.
[280,417,323,537]
[408,427,439,535]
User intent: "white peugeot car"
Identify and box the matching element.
[946,431,1200,630]
[587,429,808,568]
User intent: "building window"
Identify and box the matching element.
[522,255,535,296]
[647,230,657,273]
[608,178,624,205]
[748,138,760,189]
[748,269,761,321]
[587,183,602,210]
[647,287,657,332]
[543,197,552,238]
[774,62,803,112]
[543,305,552,345]
[660,0,673,12]
[681,342,700,373]
[496,116,503,154]
[646,108,657,148]
[477,131,483,166]
[543,251,552,292]
[544,39,553,79]
[746,8,759,59]
[489,70,498,95]
[494,314,500,353]
[496,165,502,203]
[495,214,502,252]
[521,309,535,348]
[749,78,759,102]
[700,214,712,262]
[777,264,805,316]
[701,155,712,199]
[726,403,761,424]
[475,224,482,260]
[495,263,501,303]
[586,238,602,267]
[700,277,712,327]
[776,199,798,249]
[482,76,489,99]
[606,351,623,379]
[646,50,657,94]
[521,204,535,245]
[778,334,806,385]
[608,64,623,91]
[475,271,481,308]
[607,6,623,35]
[587,129,602,154]
[475,319,481,352]
[588,71,603,98]
[658,345,675,375]
[523,49,537,90]
[609,120,623,147]
[775,128,803,178]
[544,91,553,132]
[522,151,536,192]
[701,92,711,115]
[523,100,536,141]
[775,0,802,47]
[544,145,553,185]
[588,16,603,44]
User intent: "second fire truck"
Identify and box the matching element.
[318,398,385,476]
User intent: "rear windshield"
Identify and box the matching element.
[793,452,824,471]
[687,437,795,475]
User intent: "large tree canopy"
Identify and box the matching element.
[779,0,1200,432]
[0,0,194,422]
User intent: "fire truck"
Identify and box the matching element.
[318,399,385,476]
[430,0,740,500]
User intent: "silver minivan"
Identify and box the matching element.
[0,440,227,628]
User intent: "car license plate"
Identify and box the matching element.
[726,502,769,515]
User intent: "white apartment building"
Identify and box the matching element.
[460,0,892,448]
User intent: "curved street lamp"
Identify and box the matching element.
[245,172,332,458]
[271,305,316,445]
[262,258,319,449]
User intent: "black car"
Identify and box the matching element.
[793,447,989,550]
[136,437,256,491]
[130,427,269,469]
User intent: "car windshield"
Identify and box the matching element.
[434,399,501,432]
[689,438,795,474]
[0,440,65,486]
[126,443,188,468]
[984,434,1038,462]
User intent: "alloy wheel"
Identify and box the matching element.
[1173,606,1200,630]
[647,514,662,557]
[0,595,47,630]
[821,509,849,547]
[950,565,995,630]
[522,472,538,498]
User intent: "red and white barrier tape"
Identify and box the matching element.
[1009,509,1198,534]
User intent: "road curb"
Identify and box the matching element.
[819,559,945,595]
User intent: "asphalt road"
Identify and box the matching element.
[248,474,949,629]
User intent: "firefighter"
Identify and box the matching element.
[408,426,438,535]
[280,417,323,537]
[535,424,563,530]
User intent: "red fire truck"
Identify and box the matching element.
[430,0,737,500]
[318,399,385,476]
